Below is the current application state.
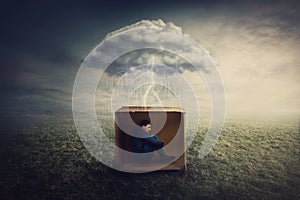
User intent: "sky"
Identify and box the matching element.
[1,0,299,128]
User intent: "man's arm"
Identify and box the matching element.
[142,135,164,149]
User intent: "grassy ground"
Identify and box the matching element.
[0,118,299,199]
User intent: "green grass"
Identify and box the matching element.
[0,118,299,199]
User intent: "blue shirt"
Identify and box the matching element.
[131,128,164,153]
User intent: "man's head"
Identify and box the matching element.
[139,119,151,134]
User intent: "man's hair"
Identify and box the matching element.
[139,119,151,127]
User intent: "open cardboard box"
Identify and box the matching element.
[114,106,186,172]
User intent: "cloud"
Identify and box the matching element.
[104,48,194,76]
[85,19,215,78]
[104,19,183,40]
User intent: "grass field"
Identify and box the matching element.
[0,117,299,199]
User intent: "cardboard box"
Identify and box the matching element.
[114,106,186,172]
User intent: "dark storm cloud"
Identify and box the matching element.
[238,1,300,41]
[104,48,195,77]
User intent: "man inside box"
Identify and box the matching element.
[131,119,175,163]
